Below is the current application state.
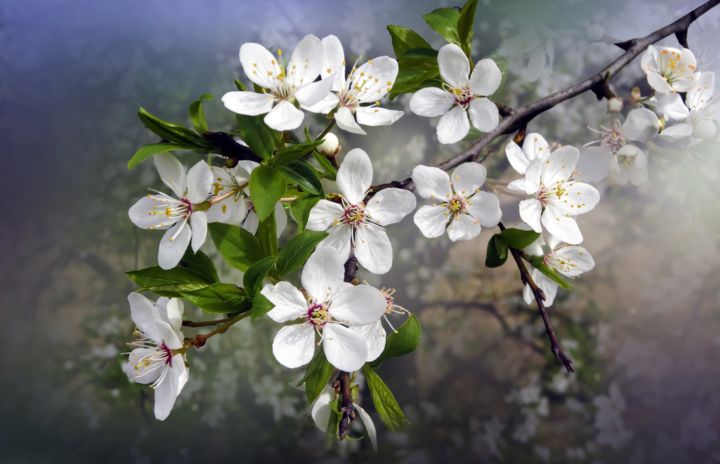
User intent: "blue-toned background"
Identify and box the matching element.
[2,1,720,462]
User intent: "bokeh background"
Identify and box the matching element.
[2,0,720,462]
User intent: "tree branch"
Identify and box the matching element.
[203,131,262,164]
[337,254,359,439]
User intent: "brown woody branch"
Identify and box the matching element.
[337,255,359,439]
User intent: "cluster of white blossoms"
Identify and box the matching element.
[577,45,718,186]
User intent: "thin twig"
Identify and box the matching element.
[337,255,359,439]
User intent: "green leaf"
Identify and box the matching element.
[208,223,265,272]
[529,257,573,290]
[249,165,286,221]
[498,228,541,250]
[273,230,328,278]
[256,208,279,256]
[457,0,479,56]
[243,256,277,296]
[391,49,441,98]
[372,314,422,366]
[302,350,335,404]
[423,7,461,46]
[325,396,342,445]
[311,151,338,180]
[235,114,278,159]
[126,250,218,296]
[181,283,251,314]
[289,196,321,231]
[250,293,274,321]
[138,107,210,148]
[387,25,433,55]
[362,365,409,431]
[128,143,191,170]
[275,139,324,164]
[485,235,509,267]
[188,93,212,134]
[278,160,323,195]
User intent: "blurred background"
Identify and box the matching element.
[2,0,720,462]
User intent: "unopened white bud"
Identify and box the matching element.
[607,97,623,113]
[318,132,340,156]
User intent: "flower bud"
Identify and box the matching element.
[318,132,340,156]
[630,87,642,103]
[607,97,623,113]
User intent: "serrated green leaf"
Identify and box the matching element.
[181,283,251,314]
[289,196,321,231]
[250,292,274,321]
[457,0,479,57]
[423,7,461,46]
[208,223,265,272]
[485,234,509,267]
[243,256,277,296]
[128,143,192,170]
[371,314,422,367]
[529,256,573,290]
[249,165,286,221]
[387,25,433,55]
[188,93,212,134]
[273,230,328,278]
[302,350,335,404]
[235,114,278,159]
[362,365,409,431]
[278,160,323,195]
[498,228,541,250]
[126,250,218,296]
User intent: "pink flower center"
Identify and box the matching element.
[307,302,330,327]
[601,128,625,152]
[159,342,173,366]
[444,194,469,216]
[342,204,366,227]
[452,86,474,108]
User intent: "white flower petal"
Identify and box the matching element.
[621,107,660,142]
[206,195,247,224]
[331,284,386,326]
[436,105,470,144]
[154,153,187,199]
[450,162,486,195]
[239,42,282,89]
[356,106,404,127]
[438,43,470,88]
[541,206,583,245]
[307,199,344,231]
[575,146,611,183]
[221,91,274,116]
[335,106,366,135]
[311,390,333,432]
[189,211,207,252]
[321,35,346,91]
[351,320,386,362]
[129,196,176,230]
[640,45,659,74]
[523,132,551,161]
[304,93,340,114]
[505,140,530,174]
[318,224,353,261]
[128,292,163,343]
[186,161,212,204]
[657,93,690,121]
[470,58,502,96]
[409,87,454,117]
[322,323,368,372]
[287,34,323,88]
[411,165,451,200]
[351,56,398,103]
[468,98,499,132]
[158,220,192,270]
[272,323,316,369]
[467,191,502,227]
[413,205,449,238]
[153,360,184,421]
[125,347,162,385]
[524,159,542,195]
[302,247,345,301]
[163,298,184,332]
[519,198,542,232]
[354,224,393,274]
[541,145,579,186]
[262,282,308,323]
[355,403,378,451]
[447,213,481,241]
[687,71,715,111]
[546,181,599,216]
[295,75,336,107]
[337,148,373,204]
[525,269,558,307]
[661,122,693,139]
[242,210,259,234]
[646,71,672,94]
[365,188,416,226]
[552,245,595,277]
[263,100,305,131]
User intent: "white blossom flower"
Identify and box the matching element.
[686,71,719,140]
[128,154,212,270]
[506,138,599,244]
[206,161,287,235]
[260,247,386,372]
[124,293,189,421]
[576,107,659,185]
[222,34,335,131]
[409,43,501,144]
[412,162,502,241]
[641,45,698,94]
[522,237,595,307]
[350,287,410,362]
[306,148,416,274]
[306,35,403,134]
[311,388,377,450]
